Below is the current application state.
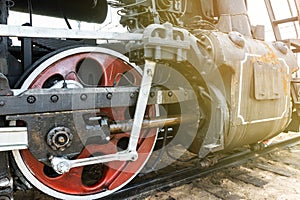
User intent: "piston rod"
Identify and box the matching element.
[110,115,197,133]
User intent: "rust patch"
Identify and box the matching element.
[256,51,279,65]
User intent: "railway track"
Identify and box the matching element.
[107,133,300,200]
[14,133,300,200]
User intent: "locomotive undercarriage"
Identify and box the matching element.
[0,0,298,199]
[0,23,208,199]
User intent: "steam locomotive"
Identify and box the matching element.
[0,0,298,199]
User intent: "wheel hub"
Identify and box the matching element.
[47,127,73,152]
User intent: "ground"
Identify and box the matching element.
[145,134,300,200]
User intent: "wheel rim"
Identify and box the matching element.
[12,47,158,199]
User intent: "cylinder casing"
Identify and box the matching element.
[207,30,297,149]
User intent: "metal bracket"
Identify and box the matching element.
[143,23,190,62]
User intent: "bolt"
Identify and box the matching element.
[130,153,138,161]
[50,95,59,103]
[106,93,113,100]
[27,95,36,104]
[0,100,5,106]
[130,92,135,98]
[150,92,155,98]
[58,161,70,174]
[80,94,88,101]
[58,136,66,144]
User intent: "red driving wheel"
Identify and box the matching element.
[13,47,158,199]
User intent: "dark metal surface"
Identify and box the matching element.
[11,0,108,24]
[2,87,139,115]
[0,0,8,75]
[8,110,113,163]
[21,38,32,72]
[1,87,194,115]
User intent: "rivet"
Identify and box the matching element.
[27,95,36,104]
[80,94,88,101]
[106,93,113,100]
[50,95,59,103]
